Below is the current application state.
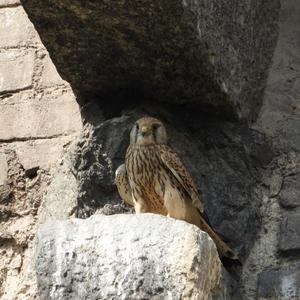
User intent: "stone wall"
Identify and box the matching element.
[0,1,82,299]
[243,1,300,298]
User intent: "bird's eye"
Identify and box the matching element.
[135,123,139,130]
[153,124,161,130]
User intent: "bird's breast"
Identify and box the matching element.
[126,145,164,188]
[126,145,169,213]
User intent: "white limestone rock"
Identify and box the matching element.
[36,214,223,300]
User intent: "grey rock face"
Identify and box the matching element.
[257,0,300,151]
[279,174,300,209]
[279,212,300,255]
[21,0,280,120]
[257,263,300,300]
[70,117,133,218]
[36,214,223,300]
[185,0,280,120]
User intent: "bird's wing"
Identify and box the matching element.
[159,145,204,213]
[115,164,134,206]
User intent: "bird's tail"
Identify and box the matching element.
[198,216,239,260]
[185,205,239,261]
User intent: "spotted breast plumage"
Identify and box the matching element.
[115,116,237,259]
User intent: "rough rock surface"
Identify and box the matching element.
[257,0,300,151]
[0,150,51,300]
[36,214,223,300]
[279,212,300,255]
[279,173,300,208]
[257,263,300,300]
[185,0,280,120]
[0,2,82,299]
[21,0,279,120]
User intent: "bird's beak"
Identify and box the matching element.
[141,126,152,136]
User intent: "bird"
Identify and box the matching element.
[115,116,237,260]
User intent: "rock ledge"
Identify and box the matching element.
[36,213,222,300]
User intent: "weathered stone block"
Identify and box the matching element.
[0,6,35,47]
[279,174,300,208]
[40,54,65,88]
[36,214,223,300]
[0,49,34,93]
[279,212,300,254]
[8,135,75,171]
[257,263,300,300]
[37,160,79,224]
[0,89,82,140]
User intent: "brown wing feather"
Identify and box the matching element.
[115,164,134,206]
[159,144,204,213]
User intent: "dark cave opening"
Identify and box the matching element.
[77,86,239,128]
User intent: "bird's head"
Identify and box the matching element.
[130,117,168,145]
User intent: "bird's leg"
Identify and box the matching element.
[134,201,150,213]
[132,194,150,213]
[163,187,186,221]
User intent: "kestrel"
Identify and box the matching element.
[115,116,236,259]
